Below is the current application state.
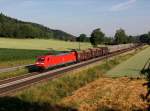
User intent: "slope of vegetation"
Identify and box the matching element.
[0,13,75,40]
[1,48,141,110]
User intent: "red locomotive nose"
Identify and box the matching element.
[37,57,45,62]
[35,57,45,66]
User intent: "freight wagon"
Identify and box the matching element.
[108,43,135,53]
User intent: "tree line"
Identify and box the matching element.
[77,28,150,47]
[0,13,149,45]
[139,32,150,44]
[0,13,75,41]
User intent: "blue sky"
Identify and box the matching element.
[0,0,150,36]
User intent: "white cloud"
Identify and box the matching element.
[110,0,137,12]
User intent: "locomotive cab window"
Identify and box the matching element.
[47,58,50,61]
[38,58,45,62]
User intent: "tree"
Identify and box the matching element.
[76,34,88,42]
[127,35,135,43]
[90,28,105,47]
[148,32,150,37]
[140,34,149,44]
[148,32,150,44]
[114,28,127,44]
[104,37,114,45]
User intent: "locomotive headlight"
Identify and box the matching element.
[36,62,44,65]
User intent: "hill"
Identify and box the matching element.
[0,13,76,41]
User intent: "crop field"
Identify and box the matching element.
[60,77,147,111]
[107,46,150,77]
[0,38,91,67]
[0,48,49,68]
[0,38,91,50]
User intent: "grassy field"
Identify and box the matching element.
[0,38,91,68]
[107,46,150,77]
[0,38,91,50]
[0,48,49,68]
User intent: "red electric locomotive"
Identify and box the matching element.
[35,51,77,69]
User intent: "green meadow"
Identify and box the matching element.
[0,38,91,50]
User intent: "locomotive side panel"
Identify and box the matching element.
[50,52,77,67]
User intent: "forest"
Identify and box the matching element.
[0,13,76,41]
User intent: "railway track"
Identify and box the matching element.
[0,45,143,96]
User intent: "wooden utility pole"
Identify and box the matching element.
[79,41,81,50]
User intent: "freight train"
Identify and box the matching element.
[35,43,139,69]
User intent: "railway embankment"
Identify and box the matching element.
[0,46,146,111]
[0,45,146,80]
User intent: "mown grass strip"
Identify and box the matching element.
[107,46,150,77]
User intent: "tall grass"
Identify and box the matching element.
[0,68,28,80]
[61,77,146,111]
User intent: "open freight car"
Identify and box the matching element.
[74,47,108,62]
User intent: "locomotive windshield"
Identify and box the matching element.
[37,58,45,62]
